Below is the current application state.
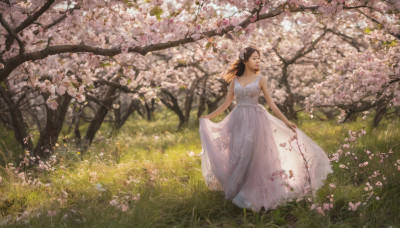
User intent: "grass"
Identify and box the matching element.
[0,107,399,227]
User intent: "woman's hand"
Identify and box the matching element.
[285,121,297,132]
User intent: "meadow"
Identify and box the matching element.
[0,108,399,227]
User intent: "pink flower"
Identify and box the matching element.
[76,93,85,103]
[121,205,129,212]
[109,199,118,207]
[375,181,382,186]
[316,207,325,216]
[48,100,59,110]
[348,201,361,211]
[56,85,66,95]
[47,210,57,217]
[329,183,336,188]
[191,33,202,40]
[151,0,163,5]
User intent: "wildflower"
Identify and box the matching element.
[109,199,118,207]
[348,202,361,211]
[375,181,382,186]
[329,183,336,188]
[187,151,195,157]
[47,210,57,217]
[121,205,129,212]
[316,207,325,216]
[376,196,380,200]
[95,183,106,192]
[133,193,140,202]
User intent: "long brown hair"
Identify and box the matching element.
[223,46,261,83]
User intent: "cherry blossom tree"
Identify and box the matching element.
[1,0,397,158]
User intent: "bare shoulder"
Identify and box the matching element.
[228,78,235,91]
[259,75,268,88]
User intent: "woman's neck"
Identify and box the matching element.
[242,68,257,78]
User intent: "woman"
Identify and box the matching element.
[199,46,332,212]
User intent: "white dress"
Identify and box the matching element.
[199,75,333,212]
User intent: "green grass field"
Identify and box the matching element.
[0,108,399,227]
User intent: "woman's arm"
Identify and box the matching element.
[259,77,297,131]
[201,80,235,119]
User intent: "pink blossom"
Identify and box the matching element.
[76,93,86,103]
[47,210,57,217]
[348,201,361,211]
[121,205,129,212]
[323,203,331,210]
[109,199,118,207]
[191,34,202,40]
[316,207,325,216]
[47,100,59,110]
[152,0,163,6]
[329,183,336,188]
[56,85,66,95]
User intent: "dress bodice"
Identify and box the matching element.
[234,75,261,106]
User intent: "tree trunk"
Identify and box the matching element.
[280,65,297,121]
[0,86,34,153]
[34,94,72,159]
[144,98,156,121]
[159,88,185,130]
[117,99,137,129]
[372,104,388,128]
[83,84,118,151]
[74,114,82,148]
[197,78,207,118]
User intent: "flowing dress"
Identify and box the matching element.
[199,75,333,212]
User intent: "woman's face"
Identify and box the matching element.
[245,51,260,72]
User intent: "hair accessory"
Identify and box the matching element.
[239,48,247,60]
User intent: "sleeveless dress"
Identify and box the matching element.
[199,75,333,212]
